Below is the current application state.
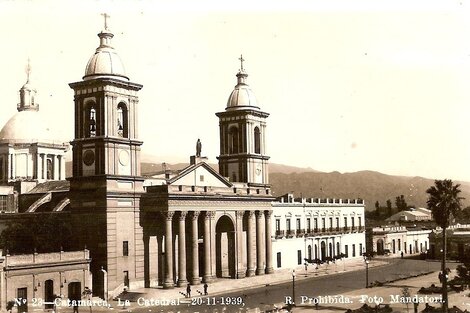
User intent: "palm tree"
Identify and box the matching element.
[426,179,463,313]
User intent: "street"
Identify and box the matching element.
[128,258,449,313]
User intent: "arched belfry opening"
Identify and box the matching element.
[228,126,239,154]
[117,102,128,138]
[85,103,97,138]
[254,126,260,154]
[215,215,236,278]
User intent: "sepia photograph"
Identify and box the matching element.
[1,1,470,312]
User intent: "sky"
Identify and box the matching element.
[1,0,470,182]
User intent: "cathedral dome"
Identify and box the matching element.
[0,110,58,144]
[83,30,129,81]
[226,69,260,111]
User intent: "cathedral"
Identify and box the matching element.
[0,16,365,306]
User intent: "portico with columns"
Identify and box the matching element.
[141,160,274,288]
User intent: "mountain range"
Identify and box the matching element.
[65,161,470,211]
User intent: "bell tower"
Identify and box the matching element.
[216,56,270,187]
[69,16,142,179]
[68,15,145,299]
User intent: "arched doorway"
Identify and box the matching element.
[44,280,54,309]
[328,243,333,258]
[307,245,312,260]
[376,239,384,255]
[320,242,326,261]
[314,244,318,260]
[216,215,235,278]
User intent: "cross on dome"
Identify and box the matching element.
[239,54,245,71]
[101,13,110,30]
[25,58,31,83]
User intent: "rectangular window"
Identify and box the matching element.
[277,252,282,268]
[352,244,356,257]
[321,218,325,229]
[297,250,302,265]
[199,175,204,182]
[344,217,348,227]
[329,217,333,229]
[358,216,362,227]
[336,217,339,229]
[286,219,291,231]
[0,196,7,212]
[351,217,355,227]
[314,218,318,230]
[296,218,301,230]
[345,245,349,257]
[306,218,311,232]
[359,243,363,256]
[123,241,129,256]
[275,219,280,231]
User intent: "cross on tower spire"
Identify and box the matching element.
[239,54,245,71]
[101,13,110,30]
[25,58,31,83]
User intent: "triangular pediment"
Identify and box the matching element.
[168,162,232,188]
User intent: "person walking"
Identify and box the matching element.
[186,284,191,298]
[203,283,208,295]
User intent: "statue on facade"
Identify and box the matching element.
[196,138,202,157]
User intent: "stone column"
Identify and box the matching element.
[203,211,214,283]
[235,211,245,278]
[10,153,15,179]
[191,212,200,285]
[35,152,41,179]
[264,210,274,274]
[60,155,66,180]
[157,234,163,286]
[246,211,255,277]
[54,155,60,180]
[143,233,150,288]
[177,212,188,287]
[163,212,174,289]
[256,211,265,275]
[42,154,46,179]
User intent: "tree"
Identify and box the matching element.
[374,201,380,218]
[395,195,407,211]
[0,214,73,254]
[401,287,411,313]
[386,199,392,216]
[426,179,463,313]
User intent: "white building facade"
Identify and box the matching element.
[371,226,431,256]
[271,194,366,269]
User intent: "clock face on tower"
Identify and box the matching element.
[119,150,130,166]
[83,149,95,166]
[255,164,262,176]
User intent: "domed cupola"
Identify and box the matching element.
[226,55,260,111]
[83,16,129,81]
[18,59,39,112]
